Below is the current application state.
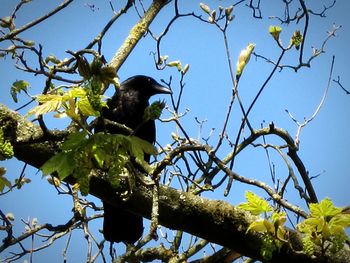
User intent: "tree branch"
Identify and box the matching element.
[1,103,349,262]
[0,0,74,42]
[108,0,170,72]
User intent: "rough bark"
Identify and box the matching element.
[1,104,349,263]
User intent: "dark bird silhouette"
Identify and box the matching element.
[96,75,171,243]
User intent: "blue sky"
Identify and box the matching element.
[1,0,349,262]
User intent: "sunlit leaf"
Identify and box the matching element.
[11,80,30,103]
[41,151,75,180]
[247,220,267,233]
[238,191,272,215]
[329,214,350,229]
[27,94,63,117]
[67,87,87,98]
[263,219,274,234]
[0,167,11,192]
[92,145,107,168]
[310,198,342,218]
[77,97,100,117]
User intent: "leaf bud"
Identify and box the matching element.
[236,43,255,77]
[210,10,216,21]
[167,60,182,71]
[6,213,15,221]
[199,3,211,14]
[269,25,282,41]
[181,63,190,75]
[225,6,234,17]
[291,30,303,50]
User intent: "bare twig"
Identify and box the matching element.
[0,0,74,42]
[286,56,335,147]
[333,76,350,95]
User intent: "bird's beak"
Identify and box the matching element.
[153,82,172,95]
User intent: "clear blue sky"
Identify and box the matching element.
[1,1,349,262]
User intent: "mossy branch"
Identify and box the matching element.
[109,0,169,72]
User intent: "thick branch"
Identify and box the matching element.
[109,0,169,72]
[1,104,349,263]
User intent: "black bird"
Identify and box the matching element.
[96,75,171,243]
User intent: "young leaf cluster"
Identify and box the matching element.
[269,25,303,50]
[27,86,105,123]
[77,55,118,86]
[41,131,157,195]
[199,3,234,24]
[0,129,14,161]
[239,192,350,259]
[297,198,350,256]
[0,130,14,192]
[143,100,166,122]
[238,191,288,260]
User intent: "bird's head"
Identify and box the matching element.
[120,75,172,99]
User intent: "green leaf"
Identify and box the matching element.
[238,191,272,215]
[11,80,30,103]
[41,151,75,180]
[27,94,63,117]
[67,87,87,98]
[247,220,267,233]
[310,198,342,218]
[143,100,166,121]
[0,167,11,192]
[108,165,122,189]
[130,136,157,158]
[271,211,286,225]
[60,131,88,151]
[329,214,350,232]
[92,145,107,168]
[0,130,14,160]
[77,97,100,117]
[76,169,90,196]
